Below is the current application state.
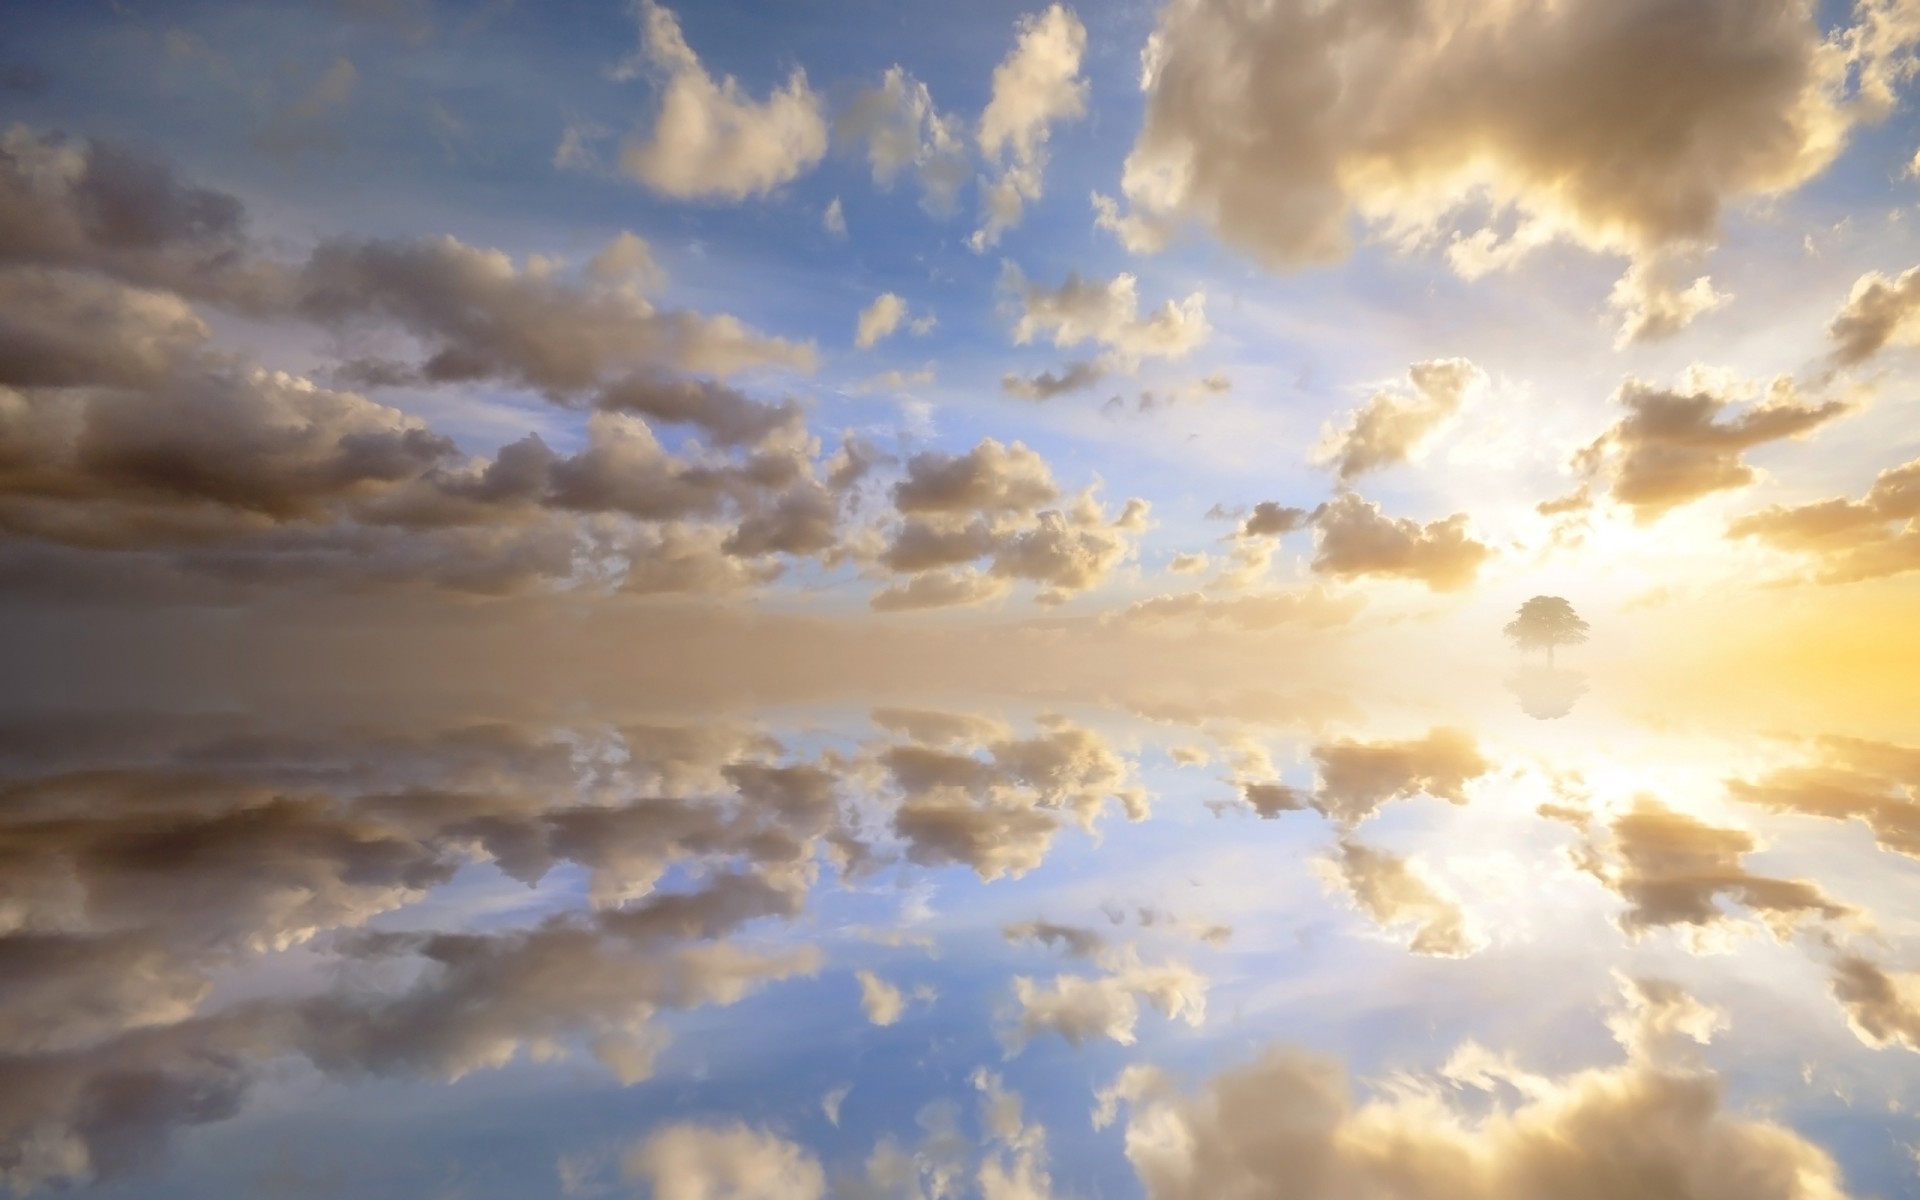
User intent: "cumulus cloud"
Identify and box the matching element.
[1002,952,1207,1053]
[855,969,907,1026]
[297,232,817,393]
[1000,359,1107,401]
[1728,735,1920,857]
[0,127,276,308]
[1315,359,1480,481]
[1829,954,1920,1053]
[881,716,1142,879]
[0,268,209,389]
[0,239,849,602]
[1573,374,1851,523]
[613,0,828,200]
[623,1122,825,1200]
[1728,454,1920,583]
[855,292,909,349]
[1239,727,1489,825]
[0,718,869,1188]
[1826,263,1920,368]
[1003,919,1109,961]
[1097,976,1851,1200]
[1239,501,1310,540]
[873,439,1147,609]
[823,196,847,238]
[1309,493,1493,592]
[1320,837,1482,957]
[837,67,971,216]
[1003,265,1210,368]
[1096,0,1920,341]
[971,5,1088,249]
[1568,797,1855,944]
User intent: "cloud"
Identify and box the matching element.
[855,969,906,1026]
[855,292,908,349]
[1728,736,1920,857]
[894,439,1058,517]
[1827,263,1920,368]
[1829,955,1920,1053]
[1573,374,1851,522]
[297,232,818,393]
[1000,359,1107,401]
[1315,359,1480,481]
[1309,493,1492,592]
[623,1122,825,1200]
[1239,501,1311,539]
[1004,265,1210,367]
[971,5,1088,249]
[1096,976,1850,1200]
[1096,0,1919,341]
[0,718,869,1186]
[1569,797,1855,943]
[1320,837,1482,957]
[613,0,827,200]
[823,196,847,238]
[1608,249,1732,347]
[0,128,274,308]
[867,440,1146,609]
[837,67,970,216]
[882,717,1141,879]
[1729,453,1920,583]
[1003,919,1109,961]
[0,267,209,388]
[1238,727,1489,826]
[1002,952,1207,1052]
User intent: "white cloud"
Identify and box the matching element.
[856,292,909,349]
[971,6,1089,249]
[615,0,828,200]
[1003,265,1209,367]
[623,1123,825,1200]
[838,67,971,216]
[855,969,906,1025]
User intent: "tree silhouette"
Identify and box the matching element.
[1503,595,1588,667]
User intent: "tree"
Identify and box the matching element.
[1503,595,1588,667]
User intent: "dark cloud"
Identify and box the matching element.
[881,716,1144,879]
[1574,376,1850,522]
[1256,727,1490,825]
[1829,954,1920,1053]
[1308,493,1492,592]
[892,439,1058,517]
[1826,264,1920,368]
[1000,359,1108,401]
[1728,735,1920,858]
[1569,798,1855,941]
[0,129,274,308]
[1727,455,1920,583]
[294,234,815,395]
[873,440,1146,610]
[1239,501,1310,540]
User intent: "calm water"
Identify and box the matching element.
[4,665,1915,1199]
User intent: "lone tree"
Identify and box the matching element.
[1504,595,1589,667]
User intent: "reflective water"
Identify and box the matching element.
[4,658,1916,1199]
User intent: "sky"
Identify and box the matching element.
[2,0,1920,1197]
